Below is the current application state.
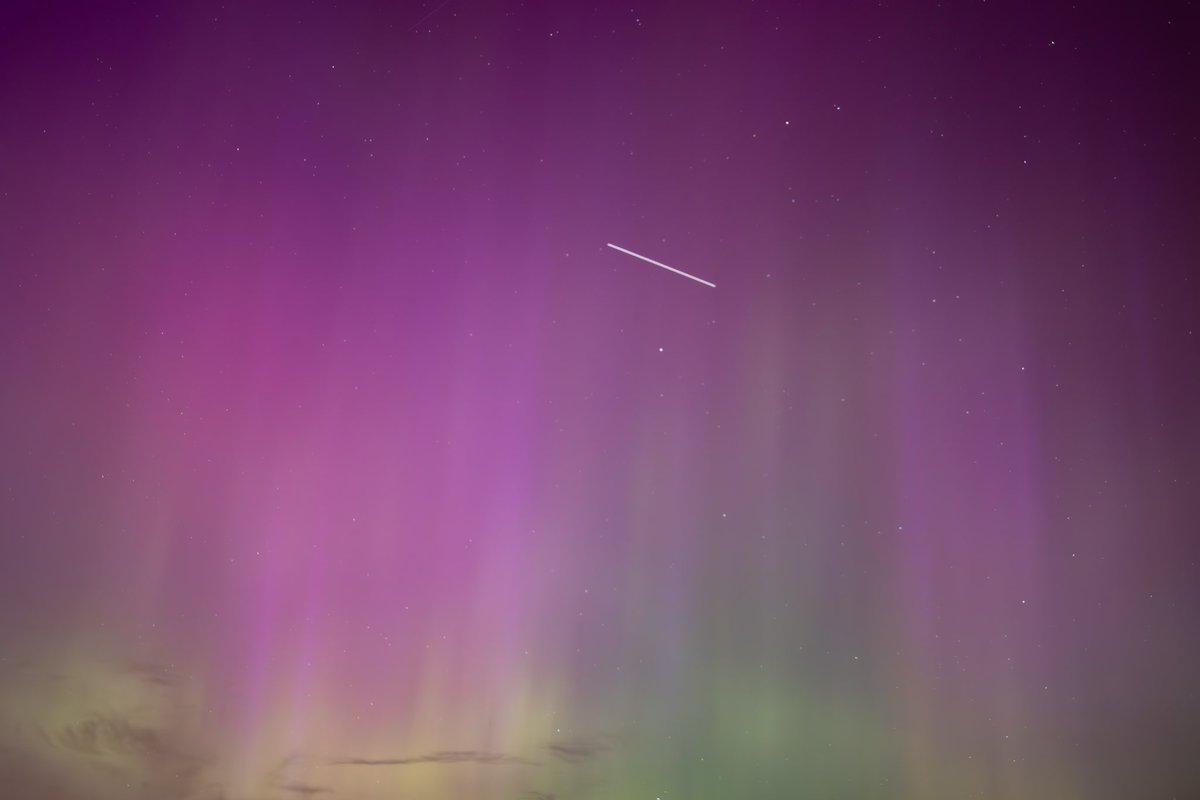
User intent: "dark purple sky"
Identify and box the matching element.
[1,2,1198,799]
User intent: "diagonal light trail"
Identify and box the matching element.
[408,0,453,32]
[605,243,716,288]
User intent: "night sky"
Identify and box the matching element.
[1,1,1199,798]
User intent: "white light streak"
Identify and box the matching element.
[605,243,715,288]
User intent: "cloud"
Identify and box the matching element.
[124,661,180,689]
[48,713,173,759]
[331,749,538,767]
[0,651,218,800]
[278,783,333,796]
[0,648,622,800]
[544,737,611,763]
